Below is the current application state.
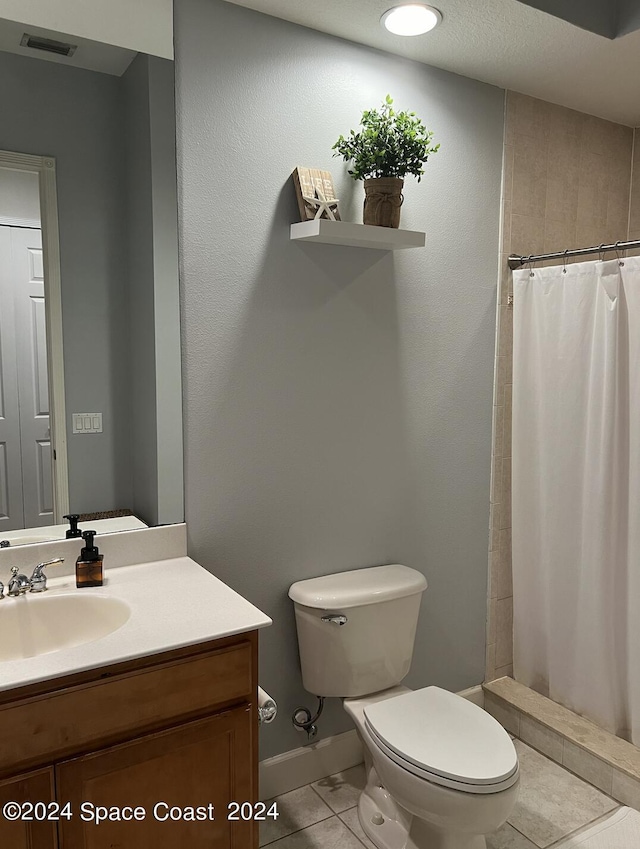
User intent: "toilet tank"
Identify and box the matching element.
[288,564,427,698]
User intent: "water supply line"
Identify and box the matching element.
[292,697,325,741]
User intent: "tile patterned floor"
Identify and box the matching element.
[260,743,622,848]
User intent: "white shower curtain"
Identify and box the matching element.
[512,257,640,744]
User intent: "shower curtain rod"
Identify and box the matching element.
[508,239,640,270]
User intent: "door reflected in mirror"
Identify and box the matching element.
[0,16,182,546]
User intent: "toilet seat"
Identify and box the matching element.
[363,686,519,796]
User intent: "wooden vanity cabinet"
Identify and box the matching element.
[0,631,259,849]
[0,768,57,849]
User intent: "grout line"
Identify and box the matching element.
[259,805,335,847]
[544,807,623,848]
[339,810,371,848]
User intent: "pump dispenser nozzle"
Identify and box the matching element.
[80,530,99,561]
[64,514,82,538]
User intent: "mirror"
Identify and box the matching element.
[0,6,183,546]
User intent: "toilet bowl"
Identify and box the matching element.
[344,686,519,849]
[288,564,519,849]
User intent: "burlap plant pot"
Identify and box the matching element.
[363,177,404,228]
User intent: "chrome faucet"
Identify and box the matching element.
[7,567,30,596]
[29,558,64,593]
[4,558,64,597]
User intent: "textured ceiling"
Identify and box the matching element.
[223,0,640,126]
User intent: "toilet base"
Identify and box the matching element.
[358,771,486,849]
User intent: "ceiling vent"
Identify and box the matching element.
[20,33,77,57]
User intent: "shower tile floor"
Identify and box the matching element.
[260,740,623,848]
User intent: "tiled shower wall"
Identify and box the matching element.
[486,91,636,681]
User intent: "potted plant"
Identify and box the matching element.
[333,95,440,228]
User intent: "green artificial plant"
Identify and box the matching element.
[333,95,440,181]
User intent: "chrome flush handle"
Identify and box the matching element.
[321,614,348,626]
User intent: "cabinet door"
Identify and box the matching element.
[0,767,57,849]
[56,706,256,849]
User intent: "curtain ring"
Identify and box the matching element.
[615,241,625,266]
[598,243,606,262]
[527,255,535,277]
[562,249,569,274]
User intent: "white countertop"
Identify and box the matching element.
[0,557,271,693]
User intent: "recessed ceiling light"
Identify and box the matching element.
[381,4,442,36]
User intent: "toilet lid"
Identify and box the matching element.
[364,687,518,788]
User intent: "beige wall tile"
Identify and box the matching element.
[496,595,514,667]
[503,145,515,201]
[490,501,501,551]
[497,528,513,599]
[581,115,632,161]
[563,741,613,794]
[607,189,631,235]
[512,134,548,218]
[490,549,500,599]
[502,208,512,262]
[546,102,584,141]
[499,306,513,358]
[488,596,497,645]
[612,769,640,811]
[486,641,497,682]
[546,134,580,223]
[500,458,512,529]
[520,715,564,763]
[493,404,505,460]
[511,212,545,255]
[504,384,512,457]
[484,691,521,736]
[544,217,576,257]
[577,167,609,231]
[499,256,512,307]
[494,355,507,406]
[491,455,503,504]
[507,92,552,142]
[495,663,513,678]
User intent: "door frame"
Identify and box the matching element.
[0,150,69,522]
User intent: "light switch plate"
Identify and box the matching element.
[72,412,103,434]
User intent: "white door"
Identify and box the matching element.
[11,228,53,528]
[0,226,25,532]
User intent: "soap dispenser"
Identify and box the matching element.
[76,530,103,588]
[64,513,82,539]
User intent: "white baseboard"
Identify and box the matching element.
[260,684,484,800]
[458,684,484,708]
[259,729,363,801]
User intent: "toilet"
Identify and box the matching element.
[288,564,519,849]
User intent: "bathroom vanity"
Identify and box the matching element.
[0,542,271,849]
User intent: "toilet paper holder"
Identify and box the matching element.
[258,687,277,725]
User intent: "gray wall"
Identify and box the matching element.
[175,0,504,759]
[515,0,616,37]
[0,51,132,513]
[617,0,640,36]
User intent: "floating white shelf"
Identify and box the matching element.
[290,219,425,251]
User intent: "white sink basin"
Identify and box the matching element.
[0,593,131,661]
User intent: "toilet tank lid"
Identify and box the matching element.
[288,564,427,609]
